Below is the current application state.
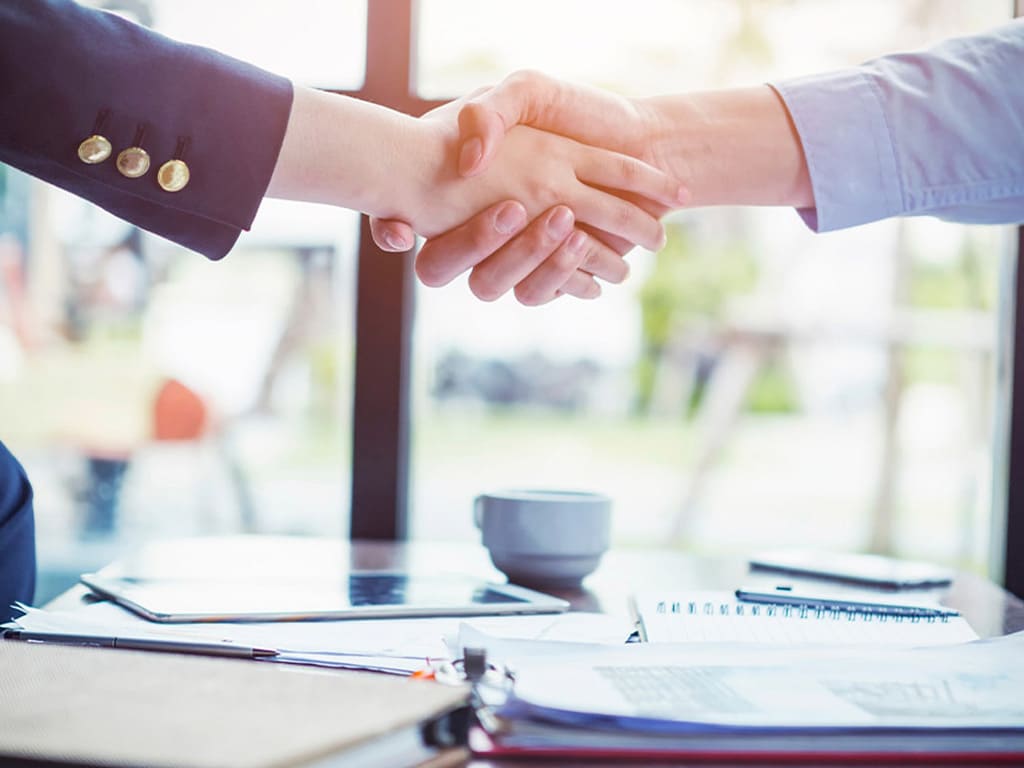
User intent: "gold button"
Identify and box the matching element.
[157,159,190,192]
[116,146,150,178]
[77,134,112,164]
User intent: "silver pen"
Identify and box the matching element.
[3,629,279,659]
[734,585,960,618]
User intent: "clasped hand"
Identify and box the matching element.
[374,81,684,306]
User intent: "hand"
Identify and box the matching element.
[378,114,681,303]
[455,70,667,178]
[391,101,679,243]
[370,202,642,304]
[455,72,812,208]
[371,73,684,304]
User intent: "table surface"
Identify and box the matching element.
[45,536,1024,767]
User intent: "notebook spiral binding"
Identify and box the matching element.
[655,600,952,623]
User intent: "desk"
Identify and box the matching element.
[45,536,1024,768]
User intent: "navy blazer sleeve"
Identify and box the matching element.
[0,439,35,617]
[0,0,294,259]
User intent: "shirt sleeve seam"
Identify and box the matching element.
[860,71,906,217]
[913,178,1024,196]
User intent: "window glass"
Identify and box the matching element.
[0,1,365,603]
[411,0,1015,575]
[114,0,367,89]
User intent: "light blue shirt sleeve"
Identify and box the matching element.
[771,19,1024,232]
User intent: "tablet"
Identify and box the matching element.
[80,571,570,623]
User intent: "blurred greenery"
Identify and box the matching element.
[908,232,995,311]
[746,359,800,414]
[903,231,996,387]
[307,339,341,421]
[635,219,798,416]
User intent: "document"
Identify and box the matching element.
[8,601,634,674]
[505,632,1024,729]
[473,633,1024,759]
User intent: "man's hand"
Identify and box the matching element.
[371,200,634,305]
[456,70,666,177]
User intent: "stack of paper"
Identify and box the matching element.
[470,631,1024,760]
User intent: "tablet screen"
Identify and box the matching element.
[80,572,568,622]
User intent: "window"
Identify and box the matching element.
[3,0,1020,604]
[409,0,1016,576]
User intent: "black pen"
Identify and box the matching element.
[3,629,279,659]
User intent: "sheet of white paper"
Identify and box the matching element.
[506,631,1024,731]
[8,602,633,674]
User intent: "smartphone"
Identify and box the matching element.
[748,548,954,589]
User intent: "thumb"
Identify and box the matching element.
[456,70,560,177]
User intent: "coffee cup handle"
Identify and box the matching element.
[473,496,484,529]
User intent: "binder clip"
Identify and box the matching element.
[419,647,511,748]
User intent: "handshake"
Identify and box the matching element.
[267,20,1024,301]
[268,71,812,307]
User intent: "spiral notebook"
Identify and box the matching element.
[634,591,978,645]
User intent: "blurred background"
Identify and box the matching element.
[0,0,1015,603]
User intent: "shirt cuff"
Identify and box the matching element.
[770,70,904,232]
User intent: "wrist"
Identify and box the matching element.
[382,118,457,227]
[268,87,448,221]
[640,86,812,208]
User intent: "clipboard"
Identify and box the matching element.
[0,640,470,768]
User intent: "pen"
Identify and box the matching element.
[734,586,960,618]
[2,629,279,659]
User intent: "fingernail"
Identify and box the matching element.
[494,202,527,235]
[546,206,574,240]
[458,137,483,176]
[677,184,691,206]
[654,228,667,251]
[566,230,588,254]
[384,231,412,251]
[586,282,602,299]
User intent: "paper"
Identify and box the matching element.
[635,591,978,645]
[503,632,1024,731]
[8,602,634,674]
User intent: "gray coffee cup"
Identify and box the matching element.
[474,489,612,589]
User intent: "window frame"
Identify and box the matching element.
[342,0,441,539]
[1001,223,1024,597]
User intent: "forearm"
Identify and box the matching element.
[640,85,813,209]
[267,86,449,221]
